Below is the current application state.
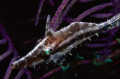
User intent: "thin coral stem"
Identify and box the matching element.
[46,0,54,7]
[111,0,120,15]
[0,24,18,56]
[0,46,12,61]
[40,66,62,79]
[93,28,119,42]
[91,13,113,18]
[77,60,91,65]
[25,70,32,79]
[97,47,112,55]
[79,0,95,2]
[35,0,45,26]
[55,0,77,30]
[50,0,69,30]
[0,39,6,44]
[14,68,25,79]
[64,16,74,23]
[74,2,113,22]
[4,57,17,79]
[40,60,91,79]
[86,43,109,48]
[108,49,120,58]
[0,24,27,79]
[85,38,119,48]
[92,37,110,42]
[111,61,119,67]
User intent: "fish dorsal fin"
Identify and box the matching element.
[46,29,55,37]
[45,15,51,35]
[45,14,55,37]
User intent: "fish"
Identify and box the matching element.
[11,13,120,69]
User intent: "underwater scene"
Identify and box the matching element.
[0,0,120,79]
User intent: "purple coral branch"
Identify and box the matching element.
[85,27,119,48]
[108,49,120,58]
[35,0,45,26]
[85,43,109,48]
[40,66,62,79]
[64,16,74,23]
[93,28,119,42]
[0,24,18,61]
[0,24,32,79]
[90,13,113,18]
[0,46,12,61]
[77,60,91,65]
[92,37,110,42]
[4,57,17,79]
[111,61,119,67]
[85,38,119,48]
[55,0,77,30]
[50,0,69,30]
[14,68,25,79]
[111,0,120,14]
[93,49,120,65]
[0,39,6,44]
[79,0,95,2]
[25,70,32,79]
[74,2,113,22]
[46,0,54,7]
[40,60,91,79]
[97,47,112,55]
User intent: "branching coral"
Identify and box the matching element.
[0,0,120,79]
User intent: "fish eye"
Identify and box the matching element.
[43,45,52,55]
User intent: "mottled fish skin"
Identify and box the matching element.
[11,13,120,69]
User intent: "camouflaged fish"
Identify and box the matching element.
[11,13,120,69]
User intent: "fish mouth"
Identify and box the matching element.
[11,58,27,69]
[11,54,45,69]
[11,63,17,69]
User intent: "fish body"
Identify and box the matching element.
[11,13,120,69]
